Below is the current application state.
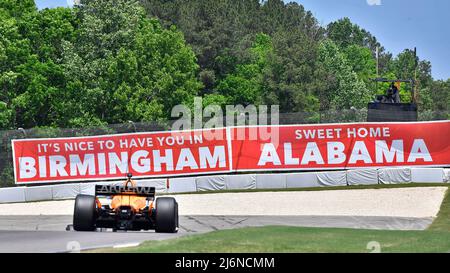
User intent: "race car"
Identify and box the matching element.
[73,174,178,233]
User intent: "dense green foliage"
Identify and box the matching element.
[0,0,449,131]
[1,0,201,129]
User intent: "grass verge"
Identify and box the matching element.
[428,187,450,231]
[95,226,450,253]
[91,184,450,253]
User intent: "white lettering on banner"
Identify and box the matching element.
[19,157,36,179]
[131,150,151,173]
[98,153,106,175]
[408,139,433,162]
[375,140,404,163]
[258,143,281,166]
[301,142,324,165]
[18,137,434,180]
[255,139,433,167]
[284,143,300,165]
[153,150,174,172]
[38,156,47,177]
[295,129,343,140]
[119,138,154,149]
[49,156,68,177]
[109,152,128,174]
[327,142,346,164]
[65,142,94,152]
[199,146,226,169]
[70,154,96,176]
[349,141,373,164]
[295,127,390,140]
[17,146,228,180]
[347,127,390,138]
[176,148,199,170]
[16,119,445,185]
[156,135,203,146]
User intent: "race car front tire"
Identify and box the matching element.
[73,195,97,232]
[155,197,178,233]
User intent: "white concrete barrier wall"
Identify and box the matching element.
[411,168,444,183]
[444,169,450,183]
[1,167,449,203]
[0,187,26,203]
[25,186,53,202]
[168,177,197,193]
[79,182,96,196]
[256,174,287,189]
[136,179,167,193]
[196,175,226,191]
[52,183,81,200]
[378,168,411,184]
[225,174,256,190]
[347,169,379,186]
[286,173,320,188]
[317,171,347,187]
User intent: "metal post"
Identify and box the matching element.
[128,121,137,133]
[18,128,27,138]
[376,46,379,78]
[413,47,418,103]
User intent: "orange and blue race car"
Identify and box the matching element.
[73,174,178,233]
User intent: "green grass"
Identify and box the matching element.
[98,226,450,253]
[429,188,450,231]
[93,184,450,253]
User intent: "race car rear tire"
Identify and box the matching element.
[155,197,178,233]
[73,195,97,232]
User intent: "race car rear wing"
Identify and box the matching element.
[95,185,156,199]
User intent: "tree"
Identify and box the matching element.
[140,0,325,99]
[141,0,263,81]
[318,40,370,109]
[428,79,450,117]
[388,49,434,108]
[1,0,446,132]
[5,7,77,129]
[327,17,392,75]
[1,0,202,129]
[327,17,379,53]
[343,45,376,84]
[12,56,67,127]
[260,28,322,113]
[26,7,79,61]
[60,0,202,126]
[0,101,11,128]
[0,1,36,129]
[0,0,36,18]
[216,33,272,106]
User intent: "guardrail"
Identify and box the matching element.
[0,168,449,204]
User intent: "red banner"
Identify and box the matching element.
[231,121,450,171]
[13,129,231,184]
[12,121,450,184]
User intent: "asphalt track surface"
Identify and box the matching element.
[0,215,433,253]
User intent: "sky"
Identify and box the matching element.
[35,0,449,80]
[296,0,450,80]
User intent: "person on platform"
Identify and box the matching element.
[383,83,401,104]
[393,82,401,103]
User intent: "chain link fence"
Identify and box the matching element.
[1,110,448,188]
